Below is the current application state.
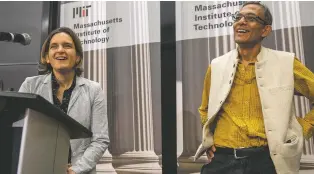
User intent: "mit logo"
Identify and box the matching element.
[73,5,91,18]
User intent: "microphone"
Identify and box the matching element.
[0,32,31,45]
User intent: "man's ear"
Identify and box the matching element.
[262,25,272,38]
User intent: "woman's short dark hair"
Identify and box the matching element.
[39,27,83,76]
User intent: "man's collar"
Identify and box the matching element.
[235,46,266,62]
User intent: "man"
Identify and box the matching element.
[19,27,109,174]
[195,2,314,174]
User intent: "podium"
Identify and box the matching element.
[0,92,92,174]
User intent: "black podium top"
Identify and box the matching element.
[0,91,92,139]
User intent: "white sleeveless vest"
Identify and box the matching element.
[195,47,303,174]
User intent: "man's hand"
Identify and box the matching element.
[205,145,216,163]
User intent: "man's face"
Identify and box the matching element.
[233,4,270,46]
[46,32,80,74]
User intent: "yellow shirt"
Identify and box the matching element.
[199,58,314,148]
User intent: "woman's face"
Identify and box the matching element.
[46,32,80,74]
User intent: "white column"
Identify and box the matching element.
[177,115,208,174]
[83,48,116,174]
[176,39,209,174]
[109,43,161,174]
[96,151,116,174]
[176,94,208,174]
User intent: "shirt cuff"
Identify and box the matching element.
[70,166,81,174]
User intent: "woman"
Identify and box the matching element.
[19,27,109,174]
